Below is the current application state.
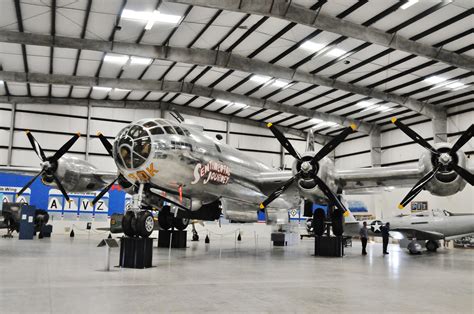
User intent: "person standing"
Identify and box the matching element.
[381,222,390,254]
[359,221,368,255]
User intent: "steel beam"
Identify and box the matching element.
[0,71,376,134]
[7,102,16,166]
[163,0,473,72]
[370,128,381,167]
[432,109,448,143]
[0,31,444,119]
[0,96,312,139]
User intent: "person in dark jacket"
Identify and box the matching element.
[359,221,368,255]
[381,222,390,254]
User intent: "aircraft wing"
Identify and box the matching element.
[335,163,424,194]
[391,228,445,241]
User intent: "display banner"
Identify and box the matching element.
[0,172,127,218]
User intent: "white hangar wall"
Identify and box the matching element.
[0,102,472,216]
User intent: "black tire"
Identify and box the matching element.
[331,209,344,236]
[172,217,189,231]
[313,208,326,236]
[158,206,173,230]
[122,211,136,237]
[136,211,154,238]
[426,240,438,252]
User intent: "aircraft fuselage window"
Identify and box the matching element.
[182,128,191,136]
[170,140,193,151]
[163,126,176,134]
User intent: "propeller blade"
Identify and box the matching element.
[312,125,356,163]
[17,169,45,197]
[97,133,114,157]
[313,176,348,212]
[452,164,474,186]
[267,123,301,160]
[26,131,47,161]
[398,164,442,209]
[51,133,81,162]
[391,118,439,155]
[51,173,70,202]
[259,174,299,210]
[450,124,474,154]
[92,177,119,205]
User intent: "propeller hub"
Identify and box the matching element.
[300,161,312,173]
[40,161,52,170]
[438,153,452,166]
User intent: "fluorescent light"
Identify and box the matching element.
[154,11,181,24]
[300,41,325,52]
[446,82,468,91]
[233,102,249,110]
[113,88,131,92]
[400,0,419,10]
[424,76,446,84]
[430,80,454,90]
[122,9,181,30]
[130,56,152,65]
[357,100,376,108]
[104,54,129,65]
[272,79,293,89]
[326,48,346,58]
[361,104,379,112]
[378,105,394,112]
[215,99,230,105]
[310,118,323,124]
[121,9,153,21]
[250,75,272,85]
[93,86,112,92]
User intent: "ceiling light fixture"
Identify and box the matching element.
[93,86,112,92]
[400,0,419,10]
[272,79,293,89]
[326,48,347,58]
[130,56,153,65]
[423,76,446,84]
[122,9,181,31]
[250,75,272,85]
[300,41,325,52]
[104,54,129,65]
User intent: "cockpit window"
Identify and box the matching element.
[174,126,185,136]
[163,126,176,134]
[143,121,157,129]
[182,128,191,136]
[115,125,152,170]
[149,126,164,135]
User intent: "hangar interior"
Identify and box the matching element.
[0,0,472,313]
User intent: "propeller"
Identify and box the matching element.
[259,122,357,212]
[17,131,81,202]
[392,118,473,209]
[92,133,122,206]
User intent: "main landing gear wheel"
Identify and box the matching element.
[313,208,325,236]
[172,217,189,231]
[136,211,154,238]
[158,206,173,230]
[122,211,136,237]
[426,240,439,252]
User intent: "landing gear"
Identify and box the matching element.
[426,240,439,252]
[312,208,325,236]
[122,211,136,237]
[331,209,344,236]
[157,205,189,230]
[136,211,154,238]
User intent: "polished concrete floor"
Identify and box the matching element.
[0,232,473,313]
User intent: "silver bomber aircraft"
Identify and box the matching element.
[2,117,473,238]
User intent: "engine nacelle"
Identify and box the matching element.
[292,152,336,205]
[419,143,467,196]
[42,156,110,192]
